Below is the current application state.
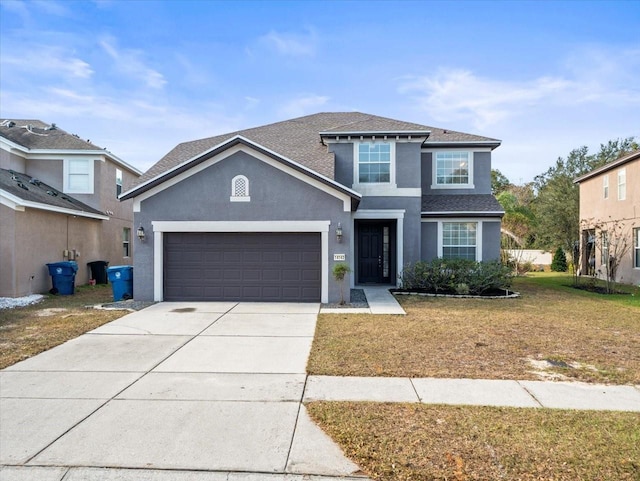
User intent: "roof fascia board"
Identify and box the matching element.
[422,146,494,153]
[122,135,361,202]
[421,212,505,218]
[574,151,640,184]
[131,142,358,212]
[0,189,108,219]
[320,130,431,136]
[422,141,501,149]
[421,215,503,220]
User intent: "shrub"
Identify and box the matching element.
[551,247,568,272]
[400,259,513,295]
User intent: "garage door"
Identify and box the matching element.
[163,232,321,301]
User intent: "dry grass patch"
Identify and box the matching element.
[0,285,129,369]
[307,401,640,481]
[308,275,640,384]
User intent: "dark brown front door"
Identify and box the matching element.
[357,222,393,284]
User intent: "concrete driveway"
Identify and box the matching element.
[0,302,364,480]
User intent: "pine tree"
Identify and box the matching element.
[551,247,568,272]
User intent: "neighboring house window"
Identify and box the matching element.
[442,222,477,260]
[600,231,608,265]
[116,169,123,197]
[63,158,94,194]
[357,142,392,183]
[230,175,250,202]
[617,168,626,200]
[433,151,473,188]
[123,227,131,257]
[603,174,609,199]
[634,228,640,269]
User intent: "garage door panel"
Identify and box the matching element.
[164,232,320,301]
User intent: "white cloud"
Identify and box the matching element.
[1,46,93,80]
[99,36,167,89]
[278,94,330,118]
[259,28,318,57]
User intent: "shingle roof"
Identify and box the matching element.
[0,168,106,218]
[574,150,640,183]
[134,112,500,188]
[0,119,105,151]
[422,194,505,216]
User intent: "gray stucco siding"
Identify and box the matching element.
[420,218,502,263]
[133,150,352,302]
[330,143,353,187]
[420,221,438,261]
[482,221,502,261]
[421,150,492,195]
[395,143,421,188]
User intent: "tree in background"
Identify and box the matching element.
[551,247,568,272]
[532,138,638,274]
[491,169,511,195]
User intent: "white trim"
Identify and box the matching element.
[422,145,494,152]
[352,184,421,197]
[421,211,505,216]
[132,143,355,212]
[230,174,250,202]
[431,151,475,190]
[123,135,360,204]
[63,158,94,194]
[617,168,626,201]
[353,141,396,188]
[352,209,405,288]
[151,220,330,303]
[0,189,108,219]
[422,216,502,222]
[435,219,483,261]
[603,174,609,199]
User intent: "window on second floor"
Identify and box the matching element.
[63,158,94,194]
[618,168,626,200]
[603,174,609,199]
[357,142,392,184]
[433,151,473,188]
[116,169,123,197]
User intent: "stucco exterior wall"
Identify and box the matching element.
[421,150,492,194]
[420,218,501,263]
[133,150,352,302]
[0,149,26,172]
[579,158,639,285]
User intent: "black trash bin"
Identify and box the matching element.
[87,260,109,284]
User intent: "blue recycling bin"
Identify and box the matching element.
[46,261,79,295]
[107,265,133,301]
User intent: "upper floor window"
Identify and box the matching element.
[433,151,473,188]
[442,222,477,261]
[230,175,250,202]
[603,174,609,199]
[357,142,392,184]
[618,168,626,200]
[63,158,94,194]
[634,228,640,269]
[116,169,123,197]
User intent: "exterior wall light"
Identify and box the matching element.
[137,225,146,241]
[336,222,343,243]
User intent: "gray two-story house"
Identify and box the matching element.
[121,112,503,303]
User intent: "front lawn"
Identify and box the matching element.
[0,285,130,369]
[307,401,640,481]
[308,273,640,384]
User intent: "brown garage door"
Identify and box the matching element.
[164,232,321,302]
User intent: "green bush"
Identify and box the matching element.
[400,259,513,295]
[551,247,568,272]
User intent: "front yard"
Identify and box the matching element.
[308,273,640,384]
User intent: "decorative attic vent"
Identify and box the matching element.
[230,175,250,202]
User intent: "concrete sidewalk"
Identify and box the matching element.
[320,286,406,315]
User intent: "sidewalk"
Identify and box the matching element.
[320,286,406,315]
[304,375,640,412]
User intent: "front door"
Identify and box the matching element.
[357,221,393,284]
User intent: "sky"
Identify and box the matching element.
[1,0,638,183]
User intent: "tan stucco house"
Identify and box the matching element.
[575,150,640,286]
[0,120,142,297]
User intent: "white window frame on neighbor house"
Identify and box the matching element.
[63,158,94,194]
[230,175,250,202]
[123,227,131,258]
[116,168,123,197]
[600,231,609,265]
[432,151,474,189]
[617,168,626,200]
[354,141,396,185]
[603,174,609,199]
[439,220,480,261]
[634,228,640,269]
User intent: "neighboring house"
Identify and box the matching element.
[120,112,503,303]
[574,150,640,285]
[0,119,142,297]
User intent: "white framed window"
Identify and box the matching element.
[618,168,626,200]
[634,228,640,269]
[600,231,609,265]
[230,175,250,202]
[442,221,478,261]
[63,158,94,194]
[116,168,123,197]
[603,174,609,199]
[356,142,393,184]
[432,151,474,189]
[123,227,131,257]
